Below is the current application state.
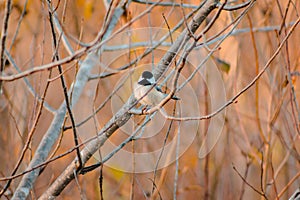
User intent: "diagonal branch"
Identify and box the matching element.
[38,0,219,199]
[47,0,83,168]
[11,2,128,199]
[0,0,12,93]
[11,51,98,200]
[153,0,218,80]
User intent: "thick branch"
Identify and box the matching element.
[11,52,98,200]
[39,97,133,199]
[11,0,131,199]
[153,0,218,80]
[38,0,219,199]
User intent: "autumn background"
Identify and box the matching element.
[0,0,300,199]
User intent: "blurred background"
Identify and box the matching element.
[0,0,299,199]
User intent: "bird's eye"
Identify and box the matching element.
[142,71,153,79]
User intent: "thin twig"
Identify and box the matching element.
[136,17,299,121]
[95,22,296,52]
[246,10,268,144]
[36,1,220,198]
[132,0,251,11]
[4,50,55,112]
[277,171,300,198]
[232,164,266,197]
[0,66,53,197]
[0,0,12,93]
[64,72,129,130]
[151,106,176,194]
[173,120,181,200]
[8,0,28,52]
[0,0,162,83]
[47,0,83,168]
[80,114,153,175]
[179,0,256,92]
[89,5,201,80]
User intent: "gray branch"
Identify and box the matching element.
[11,52,98,199]
[11,0,131,199]
[153,0,218,80]
[38,0,219,199]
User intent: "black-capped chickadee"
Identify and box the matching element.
[134,71,180,106]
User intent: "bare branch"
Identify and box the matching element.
[0,0,12,93]
[145,17,299,121]
[37,1,219,198]
[11,52,98,199]
[47,0,83,168]
[233,164,266,197]
[153,0,218,80]
[132,0,252,11]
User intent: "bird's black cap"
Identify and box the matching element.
[142,71,153,79]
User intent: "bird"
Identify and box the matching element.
[134,70,180,107]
